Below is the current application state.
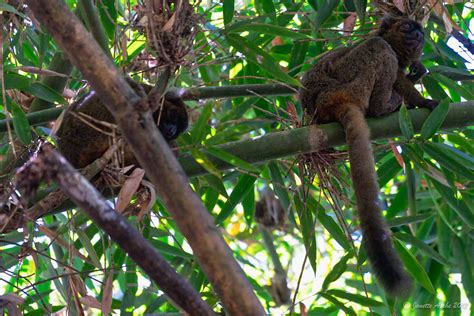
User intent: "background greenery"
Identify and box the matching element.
[0,0,473,314]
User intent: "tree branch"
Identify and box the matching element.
[180,102,474,177]
[25,1,265,314]
[15,144,215,315]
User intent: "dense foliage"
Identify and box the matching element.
[0,0,473,314]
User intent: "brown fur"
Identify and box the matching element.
[57,82,188,168]
[300,16,438,297]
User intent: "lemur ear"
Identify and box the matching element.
[377,15,396,35]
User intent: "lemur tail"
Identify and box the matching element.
[339,105,412,298]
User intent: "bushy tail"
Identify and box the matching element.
[339,106,412,298]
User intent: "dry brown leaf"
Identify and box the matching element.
[66,267,87,296]
[38,226,91,264]
[81,295,102,310]
[343,13,357,37]
[137,180,156,221]
[393,0,405,13]
[116,168,146,213]
[389,140,405,168]
[300,302,308,316]
[102,269,114,315]
[0,293,25,305]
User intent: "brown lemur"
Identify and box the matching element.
[300,15,439,297]
[57,80,188,168]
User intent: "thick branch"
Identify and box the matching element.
[15,144,215,315]
[25,1,265,314]
[180,102,474,177]
[0,83,298,132]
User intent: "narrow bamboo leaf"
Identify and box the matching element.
[23,82,66,104]
[445,285,461,316]
[406,162,417,214]
[294,195,317,272]
[387,213,434,227]
[319,293,357,315]
[321,252,353,291]
[242,187,255,224]
[393,240,435,294]
[430,180,474,228]
[317,210,351,251]
[223,0,235,25]
[268,162,290,210]
[216,174,257,224]
[191,149,221,178]
[433,73,474,100]
[288,39,309,76]
[260,0,276,20]
[422,76,450,101]
[76,229,103,269]
[3,73,30,90]
[326,289,384,307]
[420,98,450,140]
[452,236,474,303]
[377,155,402,188]
[399,104,414,140]
[422,143,474,180]
[314,0,340,30]
[386,182,408,217]
[429,65,474,81]
[0,3,27,18]
[229,23,311,39]
[354,0,367,23]
[10,101,32,144]
[204,174,229,198]
[191,102,212,144]
[394,232,450,265]
[428,142,474,168]
[150,240,193,259]
[205,146,259,172]
[226,34,300,86]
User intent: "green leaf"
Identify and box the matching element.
[429,66,474,81]
[326,289,383,307]
[225,34,300,86]
[191,149,221,178]
[9,101,32,144]
[422,143,474,180]
[314,0,340,30]
[445,285,461,316]
[205,146,259,172]
[430,180,474,228]
[317,210,351,251]
[268,162,290,210]
[0,3,27,18]
[319,293,357,315]
[223,0,235,25]
[387,213,434,227]
[204,174,229,198]
[150,240,193,259]
[423,75,450,101]
[3,73,30,90]
[190,102,212,144]
[354,0,367,23]
[399,104,414,140]
[229,23,311,39]
[321,252,353,291]
[394,232,450,265]
[23,82,66,104]
[76,229,103,269]
[393,239,435,294]
[216,174,257,224]
[420,98,450,140]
